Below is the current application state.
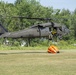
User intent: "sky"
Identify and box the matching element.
[0,0,76,11]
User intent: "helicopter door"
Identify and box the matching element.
[40,27,50,37]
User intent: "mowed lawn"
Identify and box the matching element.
[0,50,76,75]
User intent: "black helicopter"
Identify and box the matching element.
[0,17,69,45]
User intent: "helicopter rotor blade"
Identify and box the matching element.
[12,16,52,21]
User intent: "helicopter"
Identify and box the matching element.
[0,17,69,46]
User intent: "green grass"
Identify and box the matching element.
[0,50,76,75]
[0,44,76,50]
[0,45,48,50]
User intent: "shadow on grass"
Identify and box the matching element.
[0,51,48,55]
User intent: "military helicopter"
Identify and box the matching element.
[0,17,69,46]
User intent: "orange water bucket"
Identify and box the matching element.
[48,45,59,53]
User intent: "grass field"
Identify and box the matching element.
[0,50,76,75]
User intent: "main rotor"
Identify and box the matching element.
[12,16,52,22]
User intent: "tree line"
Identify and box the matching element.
[0,0,76,41]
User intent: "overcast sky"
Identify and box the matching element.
[0,0,76,11]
